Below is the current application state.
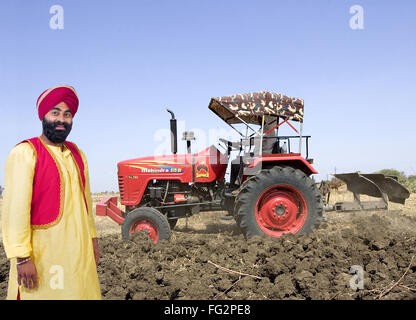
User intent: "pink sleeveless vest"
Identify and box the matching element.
[19,137,89,229]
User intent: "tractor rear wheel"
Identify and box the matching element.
[121,207,171,243]
[235,166,323,239]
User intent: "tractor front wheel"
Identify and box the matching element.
[235,166,323,239]
[121,207,171,243]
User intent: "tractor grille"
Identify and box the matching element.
[118,176,125,200]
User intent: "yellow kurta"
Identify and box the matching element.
[1,140,101,299]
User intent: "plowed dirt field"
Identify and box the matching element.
[1,189,415,300]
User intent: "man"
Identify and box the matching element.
[261,115,278,155]
[250,115,278,156]
[1,85,101,299]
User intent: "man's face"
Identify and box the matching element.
[42,101,73,143]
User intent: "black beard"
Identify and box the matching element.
[42,118,72,143]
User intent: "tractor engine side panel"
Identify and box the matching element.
[117,146,227,206]
[118,160,193,206]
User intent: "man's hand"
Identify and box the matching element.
[17,258,38,290]
[92,238,99,266]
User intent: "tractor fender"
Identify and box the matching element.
[246,154,317,176]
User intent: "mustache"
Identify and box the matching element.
[42,118,72,128]
[49,120,71,130]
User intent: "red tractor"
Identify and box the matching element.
[97,91,323,242]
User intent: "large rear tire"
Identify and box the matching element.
[235,166,323,239]
[121,207,171,243]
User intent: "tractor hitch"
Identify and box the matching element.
[96,196,125,224]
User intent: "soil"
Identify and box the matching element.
[1,192,416,300]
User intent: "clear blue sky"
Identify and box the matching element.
[0,0,415,192]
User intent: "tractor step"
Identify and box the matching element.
[224,189,239,198]
[220,215,234,221]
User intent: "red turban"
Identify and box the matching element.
[36,85,79,120]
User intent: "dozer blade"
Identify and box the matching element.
[328,173,411,212]
[334,173,384,199]
[360,174,410,204]
[334,173,410,205]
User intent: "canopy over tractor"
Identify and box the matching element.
[208,91,304,125]
[208,91,309,161]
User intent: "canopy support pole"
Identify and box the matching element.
[298,122,303,154]
[235,116,258,135]
[259,115,265,156]
[226,122,244,137]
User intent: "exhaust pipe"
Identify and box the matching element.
[166,109,177,155]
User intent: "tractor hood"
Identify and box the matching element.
[118,153,192,174]
[117,146,228,205]
[118,145,227,174]
[118,144,228,179]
